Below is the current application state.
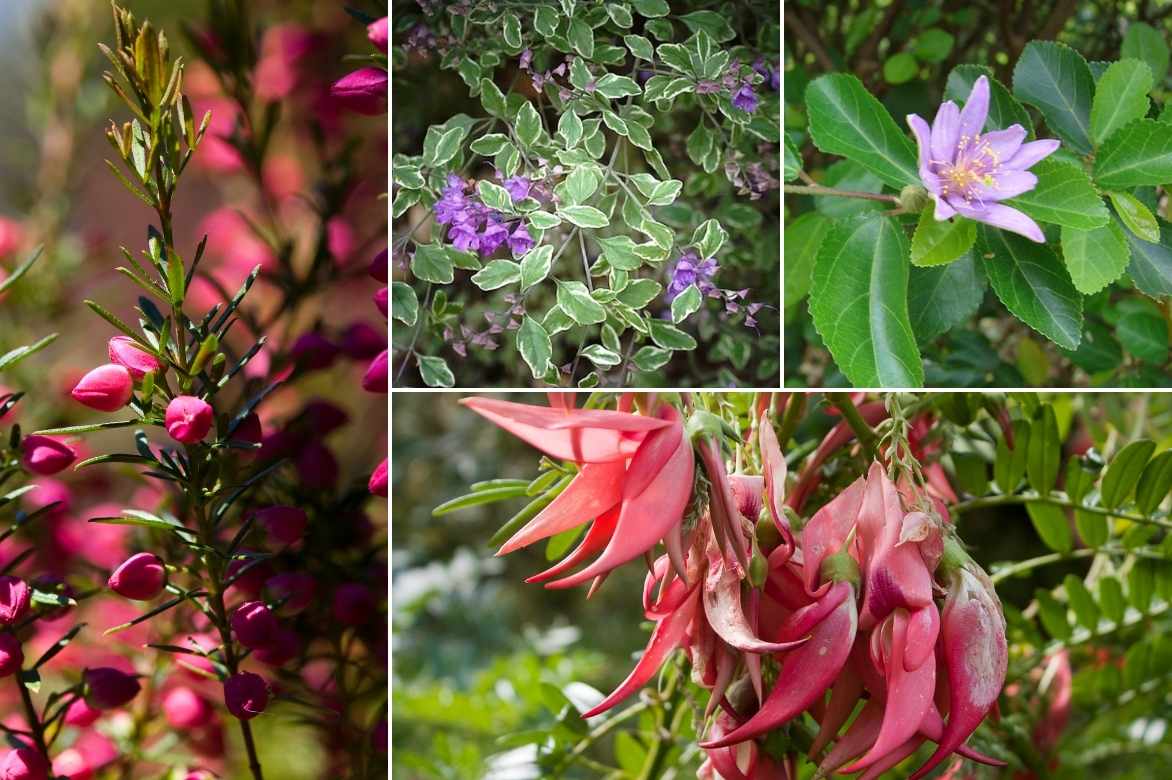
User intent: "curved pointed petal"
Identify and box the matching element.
[809,665,864,756]
[704,549,808,654]
[800,477,866,596]
[525,505,619,584]
[772,579,850,643]
[957,76,990,141]
[955,202,1045,242]
[908,114,940,192]
[545,423,692,588]
[1005,138,1060,170]
[933,196,957,220]
[759,413,788,532]
[930,101,961,165]
[497,461,625,555]
[581,586,700,718]
[973,170,1038,202]
[700,585,857,749]
[980,125,1027,163]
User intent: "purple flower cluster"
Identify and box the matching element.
[725,160,780,200]
[520,49,572,101]
[699,62,765,114]
[444,294,526,357]
[666,250,719,300]
[666,251,766,329]
[434,175,535,257]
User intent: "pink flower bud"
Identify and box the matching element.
[369,458,388,497]
[0,577,31,625]
[107,553,166,600]
[367,17,388,52]
[224,672,269,720]
[21,435,76,475]
[50,749,90,780]
[64,698,101,727]
[165,396,214,444]
[183,772,217,780]
[230,601,279,650]
[163,686,214,728]
[330,67,387,115]
[107,336,162,380]
[290,332,339,371]
[369,249,388,283]
[295,443,337,490]
[327,217,356,265]
[361,350,388,394]
[253,626,299,666]
[333,583,375,626]
[84,667,141,710]
[0,217,24,259]
[264,572,316,615]
[373,287,388,317]
[0,634,23,678]
[0,747,47,780]
[253,506,307,546]
[71,364,133,412]
[339,322,386,360]
[23,479,71,517]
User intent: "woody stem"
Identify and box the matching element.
[784,183,900,203]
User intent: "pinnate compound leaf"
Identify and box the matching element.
[1135,450,1172,516]
[1101,439,1156,509]
[978,225,1082,350]
[809,216,923,387]
[1094,119,1172,188]
[1090,59,1153,146]
[805,73,919,190]
[1060,221,1130,294]
[1013,41,1095,155]
[1004,160,1108,230]
[910,210,976,267]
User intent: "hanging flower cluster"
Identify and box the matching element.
[462,394,1009,778]
[434,174,536,257]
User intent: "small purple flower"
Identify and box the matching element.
[507,224,534,256]
[502,175,531,202]
[732,84,759,113]
[433,175,469,225]
[695,80,721,95]
[907,75,1060,243]
[552,63,566,77]
[478,216,509,256]
[519,48,533,70]
[666,250,719,301]
[449,222,480,253]
[531,72,548,90]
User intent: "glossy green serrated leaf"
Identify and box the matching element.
[1109,191,1160,242]
[907,253,987,342]
[1091,59,1153,146]
[1122,21,1170,84]
[783,212,831,309]
[1122,217,1172,296]
[1094,119,1172,187]
[805,73,919,190]
[810,216,923,387]
[1013,41,1095,154]
[1060,220,1130,294]
[1006,160,1109,230]
[910,211,977,267]
[978,225,1082,350]
[1116,297,1169,363]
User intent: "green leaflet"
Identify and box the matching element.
[1090,59,1152,147]
[809,215,923,387]
[978,225,1083,350]
[1060,221,1130,295]
[805,73,919,190]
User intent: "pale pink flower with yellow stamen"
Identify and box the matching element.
[907,76,1059,242]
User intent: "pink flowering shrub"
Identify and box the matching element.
[0,3,387,778]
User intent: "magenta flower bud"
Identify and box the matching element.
[21,435,76,475]
[0,634,23,677]
[0,577,31,626]
[224,672,269,720]
[230,601,279,650]
[107,336,162,380]
[70,364,133,412]
[230,412,263,449]
[373,287,388,318]
[361,350,388,394]
[183,772,217,780]
[254,505,307,546]
[264,572,316,615]
[290,332,339,371]
[300,400,349,435]
[253,626,299,666]
[339,322,386,360]
[163,686,214,728]
[369,249,387,283]
[64,698,101,727]
[296,442,338,490]
[367,17,388,52]
[369,458,388,497]
[333,583,376,626]
[108,553,166,600]
[0,747,47,780]
[330,67,387,115]
[84,667,141,709]
[165,396,214,444]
